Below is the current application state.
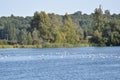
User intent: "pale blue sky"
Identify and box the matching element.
[0,0,120,17]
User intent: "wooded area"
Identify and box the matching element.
[0,7,120,47]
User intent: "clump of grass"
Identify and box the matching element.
[0,42,91,48]
[42,43,74,48]
[0,45,13,48]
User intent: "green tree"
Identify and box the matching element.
[32,28,40,45]
[48,13,62,43]
[93,5,104,31]
[90,6,106,46]
[27,32,33,45]
[31,11,51,42]
[4,23,17,44]
[110,31,120,46]
[18,29,27,45]
[62,14,79,44]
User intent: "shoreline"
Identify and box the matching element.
[0,43,90,48]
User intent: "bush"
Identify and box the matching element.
[0,40,8,45]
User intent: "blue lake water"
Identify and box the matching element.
[0,47,120,80]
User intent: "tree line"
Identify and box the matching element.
[0,7,120,47]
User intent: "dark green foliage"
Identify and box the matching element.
[18,29,27,45]
[32,28,40,45]
[27,32,33,45]
[0,7,119,46]
[31,11,52,42]
[90,6,105,46]
[90,6,120,46]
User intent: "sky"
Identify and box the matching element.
[0,0,120,17]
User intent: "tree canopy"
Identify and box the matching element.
[0,7,120,47]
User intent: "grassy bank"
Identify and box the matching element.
[0,43,90,48]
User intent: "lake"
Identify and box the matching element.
[0,47,120,80]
